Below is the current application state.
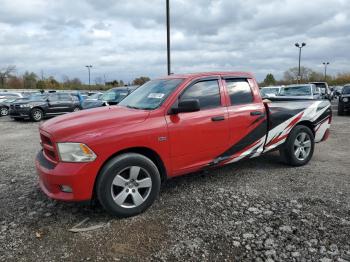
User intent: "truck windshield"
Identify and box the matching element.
[119,78,184,110]
[279,86,311,96]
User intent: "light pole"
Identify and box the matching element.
[295,42,306,83]
[85,65,92,86]
[166,0,171,75]
[322,62,330,82]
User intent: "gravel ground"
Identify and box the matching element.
[0,109,350,261]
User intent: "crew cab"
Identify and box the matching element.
[36,72,332,217]
[10,93,80,121]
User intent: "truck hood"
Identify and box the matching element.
[40,106,150,141]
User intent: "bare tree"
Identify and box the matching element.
[0,65,16,88]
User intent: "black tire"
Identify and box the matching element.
[30,108,44,122]
[0,106,9,116]
[338,104,344,116]
[96,153,161,217]
[280,125,315,166]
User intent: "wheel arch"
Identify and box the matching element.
[295,120,315,136]
[31,106,45,114]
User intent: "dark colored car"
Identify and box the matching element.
[338,85,350,115]
[82,86,138,109]
[9,93,81,121]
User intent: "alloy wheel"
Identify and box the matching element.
[33,110,42,121]
[294,132,311,161]
[110,166,152,208]
[0,107,8,116]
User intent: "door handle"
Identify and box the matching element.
[211,116,225,121]
[250,111,263,116]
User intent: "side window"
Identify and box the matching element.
[48,94,59,101]
[180,80,221,110]
[58,94,71,100]
[226,79,254,105]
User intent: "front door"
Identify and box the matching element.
[165,79,230,175]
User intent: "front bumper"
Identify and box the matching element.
[9,107,31,118]
[35,150,98,201]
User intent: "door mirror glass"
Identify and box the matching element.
[172,99,200,114]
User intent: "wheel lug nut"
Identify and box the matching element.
[132,189,135,193]
[126,189,129,192]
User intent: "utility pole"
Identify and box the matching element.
[295,42,306,83]
[85,65,92,86]
[322,62,330,82]
[166,0,171,75]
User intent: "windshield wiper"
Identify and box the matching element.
[127,105,153,110]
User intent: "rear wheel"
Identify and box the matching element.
[30,108,44,122]
[96,153,161,217]
[0,106,9,116]
[280,125,314,166]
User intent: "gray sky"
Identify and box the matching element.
[0,0,349,83]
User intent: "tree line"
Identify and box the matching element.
[261,67,350,87]
[0,66,151,90]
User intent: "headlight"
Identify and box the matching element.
[343,98,349,102]
[19,104,31,108]
[57,143,97,162]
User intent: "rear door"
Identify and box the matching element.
[220,78,267,161]
[47,94,62,114]
[58,93,74,112]
[166,78,230,174]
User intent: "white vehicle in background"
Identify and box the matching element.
[277,84,322,100]
[260,86,282,98]
[0,92,24,103]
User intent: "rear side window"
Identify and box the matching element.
[180,80,221,110]
[226,79,254,105]
[58,94,72,100]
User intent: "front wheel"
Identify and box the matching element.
[0,106,9,116]
[96,153,161,217]
[280,125,315,166]
[30,108,44,122]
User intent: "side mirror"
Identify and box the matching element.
[335,91,341,96]
[172,99,200,114]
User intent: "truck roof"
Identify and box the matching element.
[159,71,254,80]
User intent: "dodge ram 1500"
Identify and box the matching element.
[36,72,332,217]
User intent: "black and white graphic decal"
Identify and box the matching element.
[213,100,331,165]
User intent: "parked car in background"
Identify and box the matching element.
[277,84,321,100]
[0,97,18,116]
[9,92,81,121]
[338,84,350,115]
[309,82,331,100]
[0,92,24,103]
[82,86,137,109]
[260,86,282,98]
[36,72,331,217]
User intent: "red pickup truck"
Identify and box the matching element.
[36,72,332,217]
